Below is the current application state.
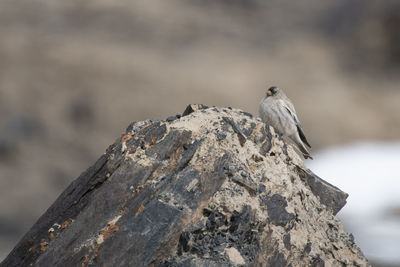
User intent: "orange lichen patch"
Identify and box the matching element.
[146,136,158,150]
[121,134,132,143]
[48,227,55,240]
[135,184,144,193]
[81,254,89,267]
[94,244,100,256]
[102,225,119,240]
[61,218,74,229]
[61,221,69,229]
[120,207,127,216]
[150,136,157,145]
[135,204,145,216]
[82,215,124,261]
[127,145,135,152]
[40,240,48,252]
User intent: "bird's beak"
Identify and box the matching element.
[267,91,272,96]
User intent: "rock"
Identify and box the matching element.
[296,167,349,215]
[166,114,182,122]
[182,104,209,117]
[224,247,245,265]
[166,116,177,122]
[262,194,295,227]
[1,105,370,267]
[216,131,227,141]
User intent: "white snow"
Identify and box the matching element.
[307,141,400,265]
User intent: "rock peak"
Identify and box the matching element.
[1,104,369,267]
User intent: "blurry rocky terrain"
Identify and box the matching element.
[0,0,399,265]
[2,106,368,266]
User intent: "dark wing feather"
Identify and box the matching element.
[296,124,311,148]
[283,106,312,148]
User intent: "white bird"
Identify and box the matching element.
[259,86,312,159]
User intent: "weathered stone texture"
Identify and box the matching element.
[1,105,369,267]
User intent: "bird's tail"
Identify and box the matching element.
[298,144,313,160]
[291,134,313,160]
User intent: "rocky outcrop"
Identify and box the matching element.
[1,105,369,266]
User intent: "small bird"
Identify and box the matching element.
[259,86,312,159]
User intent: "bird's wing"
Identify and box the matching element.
[278,99,312,148]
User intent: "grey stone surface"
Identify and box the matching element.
[1,105,369,267]
[296,167,349,215]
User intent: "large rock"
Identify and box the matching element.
[1,105,369,266]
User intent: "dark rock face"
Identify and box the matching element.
[296,167,349,215]
[1,105,369,267]
[182,104,209,117]
[262,194,295,227]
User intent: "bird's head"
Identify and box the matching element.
[266,86,280,97]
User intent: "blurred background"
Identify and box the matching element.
[0,0,399,265]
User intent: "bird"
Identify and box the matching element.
[259,86,312,159]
